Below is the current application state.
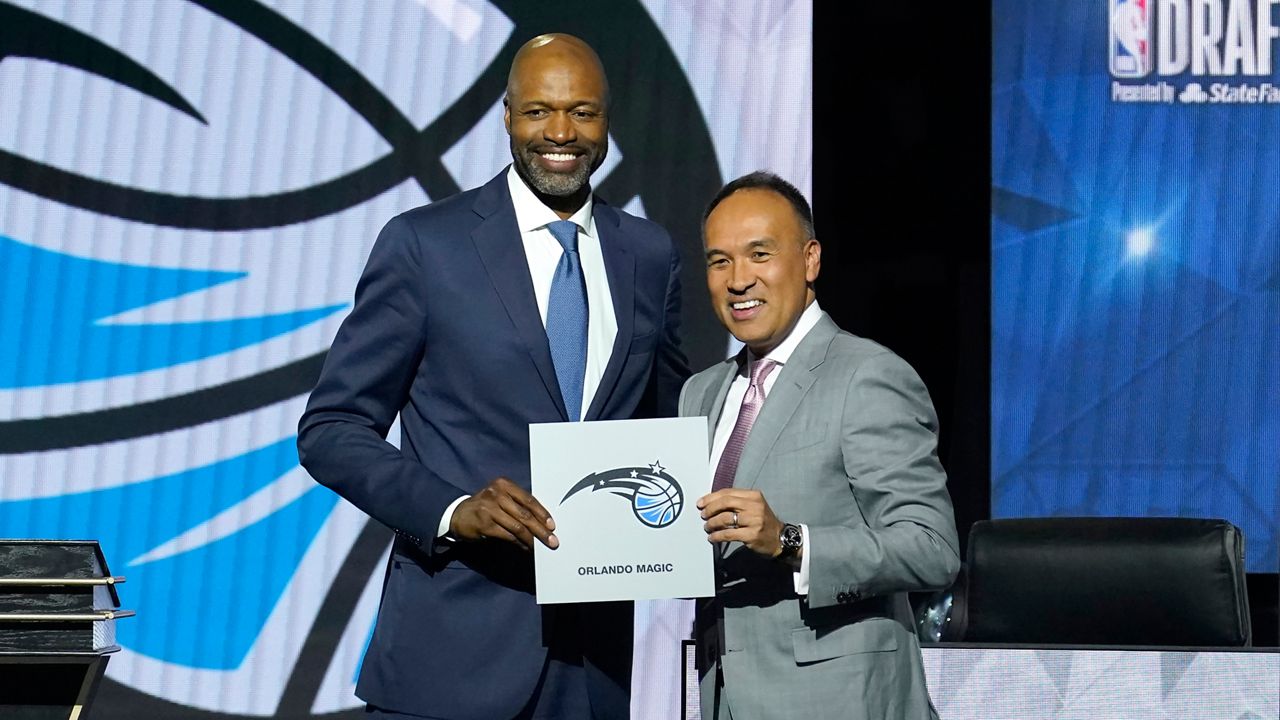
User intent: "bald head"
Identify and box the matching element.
[506,33,610,106]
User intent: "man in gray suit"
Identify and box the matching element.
[683,171,960,720]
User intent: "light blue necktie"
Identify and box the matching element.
[545,220,588,421]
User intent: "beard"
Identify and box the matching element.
[510,141,607,197]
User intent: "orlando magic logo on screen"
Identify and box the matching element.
[561,461,684,529]
[0,0,787,717]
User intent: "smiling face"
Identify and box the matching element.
[704,188,820,356]
[504,35,609,215]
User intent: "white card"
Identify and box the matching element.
[531,417,715,604]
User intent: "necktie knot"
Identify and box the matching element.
[547,220,579,253]
[749,358,778,389]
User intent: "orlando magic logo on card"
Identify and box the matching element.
[1110,0,1152,78]
[560,461,685,528]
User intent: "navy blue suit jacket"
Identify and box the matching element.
[298,170,689,719]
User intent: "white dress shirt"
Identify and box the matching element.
[435,167,618,537]
[710,300,823,594]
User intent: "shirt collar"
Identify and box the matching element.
[506,165,595,236]
[745,300,823,371]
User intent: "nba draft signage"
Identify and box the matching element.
[1109,0,1280,102]
[993,1,1278,580]
[0,1,812,718]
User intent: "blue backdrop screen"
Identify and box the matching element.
[992,0,1279,573]
[0,1,813,716]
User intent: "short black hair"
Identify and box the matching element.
[702,171,815,240]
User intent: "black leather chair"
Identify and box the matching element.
[943,517,1251,646]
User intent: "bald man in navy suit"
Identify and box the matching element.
[299,34,688,720]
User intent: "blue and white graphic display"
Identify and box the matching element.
[992,1,1279,573]
[560,462,686,529]
[0,1,812,717]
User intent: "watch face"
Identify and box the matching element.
[781,524,803,549]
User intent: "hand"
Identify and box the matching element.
[697,489,784,558]
[449,477,559,551]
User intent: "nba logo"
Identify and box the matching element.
[1111,0,1152,77]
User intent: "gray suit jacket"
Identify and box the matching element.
[681,312,960,720]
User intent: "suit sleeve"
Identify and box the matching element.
[637,240,691,418]
[297,214,464,550]
[806,352,961,609]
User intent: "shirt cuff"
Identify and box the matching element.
[792,523,811,595]
[437,495,470,540]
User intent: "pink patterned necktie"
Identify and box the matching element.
[712,358,778,492]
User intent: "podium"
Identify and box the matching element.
[0,540,133,720]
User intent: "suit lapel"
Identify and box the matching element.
[734,314,839,491]
[702,356,742,446]
[584,202,634,420]
[469,173,568,420]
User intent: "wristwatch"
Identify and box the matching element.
[777,522,803,560]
